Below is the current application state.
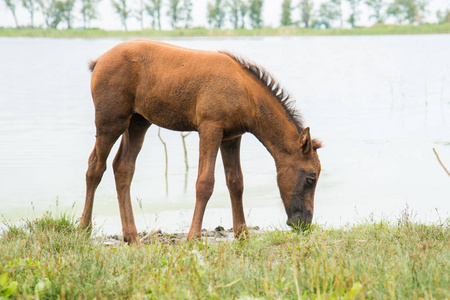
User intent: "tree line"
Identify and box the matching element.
[279,0,449,29]
[2,0,450,30]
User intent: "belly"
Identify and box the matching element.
[134,97,197,132]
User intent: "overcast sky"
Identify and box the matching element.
[1,0,449,30]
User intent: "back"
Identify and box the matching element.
[91,40,253,135]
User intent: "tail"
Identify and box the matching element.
[88,60,97,73]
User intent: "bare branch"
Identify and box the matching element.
[181,132,191,171]
[433,148,450,177]
[158,127,169,194]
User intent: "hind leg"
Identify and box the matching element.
[112,114,150,243]
[79,109,131,230]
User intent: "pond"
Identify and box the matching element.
[1,35,449,234]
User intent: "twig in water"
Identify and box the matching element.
[432,148,450,177]
[181,132,191,170]
[158,127,169,194]
[181,132,191,194]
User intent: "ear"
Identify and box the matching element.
[299,127,312,155]
[312,138,322,151]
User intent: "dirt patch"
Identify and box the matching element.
[103,226,262,246]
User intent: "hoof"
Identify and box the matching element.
[77,223,92,234]
[234,231,249,241]
[233,225,249,240]
[186,232,202,241]
[123,234,140,245]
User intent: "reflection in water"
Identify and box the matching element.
[0,36,449,234]
[181,132,191,194]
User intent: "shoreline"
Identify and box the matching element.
[1,23,450,38]
[104,226,264,246]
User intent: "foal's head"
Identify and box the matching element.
[277,127,322,230]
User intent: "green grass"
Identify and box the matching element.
[1,213,449,299]
[1,23,450,38]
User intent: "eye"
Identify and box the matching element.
[306,178,316,186]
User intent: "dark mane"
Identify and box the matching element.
[88,60,97,72]
[219,51,304,133]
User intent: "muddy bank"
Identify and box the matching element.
[103,226,262,245]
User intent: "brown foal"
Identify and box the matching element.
[79,40,322,243]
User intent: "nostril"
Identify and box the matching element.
[304,210,313,222]
[292,211,303,220]
[287,210,313,226]
[292,210,312,220]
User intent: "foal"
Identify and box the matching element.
[79,40,321,243]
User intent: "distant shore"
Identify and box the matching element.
[1,23,450,38]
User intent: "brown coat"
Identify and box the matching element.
[79,40,321,242]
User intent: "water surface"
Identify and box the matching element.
[1,35,449,233]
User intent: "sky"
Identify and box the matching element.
[0,0,449,30]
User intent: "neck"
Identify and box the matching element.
[249,96,301,170]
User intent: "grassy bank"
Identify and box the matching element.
[1,23,450,38]
[1,213,449,299]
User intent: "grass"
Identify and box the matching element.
[0,212,449,299]
[0,23,450,38]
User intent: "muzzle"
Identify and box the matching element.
[287,210,313,230]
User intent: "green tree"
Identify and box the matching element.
[228,0,248,29]
[365,0,386,24]
[207,0,226,29]
[37,0,63,28]
[280,0,292,26]
[181,0,193,28]
[145,0,161,29]
[314,0,341,28]
[80,0,100,28]
[239,0,248,28]
[167,0,182,29]
[229,0,239,28]
[112,0,130,30]
[60,0,75,28]
[22,0,37,27]
[387,0,427,24]
[299,0,313,27]
[3,0,20,28]
[347,0,362,28]
[248,0,263,28]
[135,0,145,29]
[334,0,343,27]
[436,8,450,24]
